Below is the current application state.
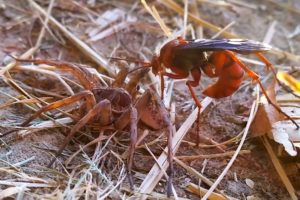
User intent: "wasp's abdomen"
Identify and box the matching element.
[202,52,244,98]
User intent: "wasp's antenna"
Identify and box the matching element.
[6,54,38,63]
[128,66,149,74]
[107,56,152,74]
[106,56,150,66]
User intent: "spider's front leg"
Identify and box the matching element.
[19,89,114,167]
[13,58,100,90]
[21,90,97,126]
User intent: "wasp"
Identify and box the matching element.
[146,36,299,129]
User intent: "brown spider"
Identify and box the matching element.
[9,58,174,193]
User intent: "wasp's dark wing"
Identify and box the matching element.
[175,39,271,54]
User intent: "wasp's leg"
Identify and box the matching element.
[184,68,203,146]
[185,68,202,109]
[161,68,189,101]
[164,68,203,145]
[162,69,202,108]
[225,50,299,129]
[255,53,300,98]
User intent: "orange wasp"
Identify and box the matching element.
[145,36,299,129]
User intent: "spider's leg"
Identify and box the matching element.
[127,106,138,190]
[21,90,96,126]
[13,58,99,90]
[48,99,111,167]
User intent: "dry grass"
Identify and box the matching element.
[0,0,299,199]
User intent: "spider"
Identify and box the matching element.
[8,58,174,194]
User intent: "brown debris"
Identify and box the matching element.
[0,0,299,199]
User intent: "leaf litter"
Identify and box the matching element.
[0,0,300,199]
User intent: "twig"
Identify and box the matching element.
[263,21,277,44]
[182,0,188,39]
[177,150,250,161]
[261,136,297,200]
[186,183,230,200]
[160,0,237,38]
[141,0,171,37]
[197,0,233,8]
[14,81,66,99]
[173,157,223,193]
[144,144,180,199]
[64,135,109,166]
[227,0,258,10]
[211,21,235,39]
[0,181,55,188]
[13,156,35,167]
[190,0,203,38]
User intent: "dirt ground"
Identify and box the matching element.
[0,0,299,199]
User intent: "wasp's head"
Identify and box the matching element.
[149,55,161,75]
[149,37,188,75]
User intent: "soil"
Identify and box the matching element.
[0,0,299,199]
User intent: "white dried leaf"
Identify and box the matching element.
[0,186,29,199]
[96,9,125,25]
[270,120,300,156]
[87,8,126,38]
[294,143,300,148]
[245,178,255,189]
[17,117,73,137]
[282,107,300,118]
[246,195,260,200]
[273,120,300,142]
